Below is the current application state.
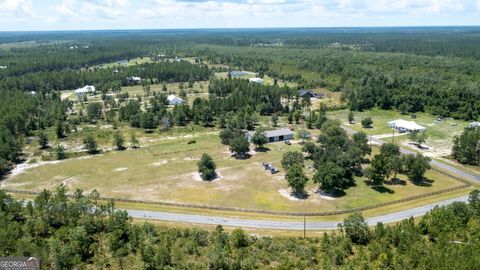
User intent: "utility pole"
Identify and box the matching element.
[303,215,306,238]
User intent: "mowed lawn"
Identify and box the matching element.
[122,82,210,106]
[214,72,298,88]
[328,108,469,156]
[5,132,465,212]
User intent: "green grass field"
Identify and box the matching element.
[121,81,209,104]
[5,128,467,213]
[328,108,469,156]
[97,57,153,68]
[214,72,298,88]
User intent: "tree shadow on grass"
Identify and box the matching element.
[411,178,433,187]
[314,189,346,198]
[372,185,395,194]
[290,191,310,200]
[232,153,252,160]
[0,157,27,181]
[385,178,407,186]
[254,147,270,153]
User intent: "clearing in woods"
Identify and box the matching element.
[4,130,468,213]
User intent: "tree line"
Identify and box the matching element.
[1,186,480,269]
[0,61,211,93]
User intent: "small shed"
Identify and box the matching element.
[249,78,264,84]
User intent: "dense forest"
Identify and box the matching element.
[193,45,480,120]
[2,28,480,120]
[1,28,480,269]
[1,186,480,269]
[1,27,480,176]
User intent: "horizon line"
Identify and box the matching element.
[1,25,480,33]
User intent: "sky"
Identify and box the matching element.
[0,0,479,31]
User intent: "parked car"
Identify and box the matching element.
[284,140,291,145]
[269,166,279,174]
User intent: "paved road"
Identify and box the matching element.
[122,126,476,230]
[341,125,480,183]
[125,195,469,230]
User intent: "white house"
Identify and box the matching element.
[468,122,480,128]
[74,85,95,96]
[388,119,426,133]
[167,95,184,105]
[249,78,264,84]
[126,76,141,83]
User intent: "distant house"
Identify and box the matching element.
[167,95,184,105]
[0,65,7,69]
[468,122,480,128]
[74,85,95,96]
[117,60,128,65]
[229,71,255,77]
[247,128,294,143]
[249,78,264,84]
[388,119,426,133]
[298,90,325,99]
[126,76,141,83]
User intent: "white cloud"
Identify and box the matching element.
[316,0,479,15]
[1,0,480,30]
[54,0,77,17]
[0,0,34,15]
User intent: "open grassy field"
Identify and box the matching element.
[328,108,469,156]
[97,57,153,68]
[214,72,298,88]
[121,81,209,105]
[311,88,344,108]
[4,127,467,213]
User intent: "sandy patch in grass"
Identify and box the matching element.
[278,188,302,201]
[372,133,408,139]
[9,160,62,177]
[61,176,80,186]
[7,154,97,179]
[61,92,73,100]
[189,172,223,182]
[114,167,128,172]
[184,157,200,161]
[140,133,218,144]
[151,160,168,166]
[314,190,336,201]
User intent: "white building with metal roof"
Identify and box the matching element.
[247,128,294,143]
[248,78,264,84]
[74,85,95,96]
[167,95,184,106]
[387,119,426,133]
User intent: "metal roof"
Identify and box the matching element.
[388,119,425,131]
[264,128,293,137]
